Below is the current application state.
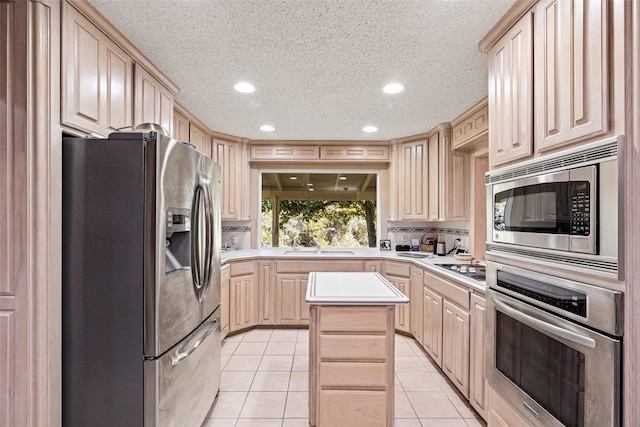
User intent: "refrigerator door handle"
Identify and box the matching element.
[191,173,213,302]
[171,317,220,367]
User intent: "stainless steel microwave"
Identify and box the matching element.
[486,136,623,277]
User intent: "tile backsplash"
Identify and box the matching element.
[387,221,470,254]
[222,221,251,251]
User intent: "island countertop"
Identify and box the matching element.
[305,271,410,305]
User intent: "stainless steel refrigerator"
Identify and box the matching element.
[62,131,221,427]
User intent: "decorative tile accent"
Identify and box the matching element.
[387,226,469,236]
[222,225,251,232]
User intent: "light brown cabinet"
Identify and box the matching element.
[309,305,395,427]
[442,299,470,398]
[422,286,443,367]
[451,97,489,151]
[228,260,257,332]
[220,265,230,340]
[62,3,133,136]
[134,63,174,135]
[397,139,429,220]
[213,138,245,220]
[189,123,212,158]
[469,293,487,419]
[172,111,190,143]
[410,266,424,342]
[533,0,609,152]
[276,274,310,325]
[384,261,412,333]
[257,261,276,325]
[486,13,533,167]
[320,145,389,161]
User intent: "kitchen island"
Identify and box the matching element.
[306,272,409,427]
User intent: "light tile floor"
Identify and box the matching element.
[202,328,486,427]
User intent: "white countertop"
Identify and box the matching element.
[221,247,486,293]
[306,272,410,305]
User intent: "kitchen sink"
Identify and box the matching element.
[282,249,355,255]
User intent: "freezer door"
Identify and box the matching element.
[145,135,213,357]
[199,156,221,321]
[144,309,221,427]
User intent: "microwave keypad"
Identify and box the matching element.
[571,184,590,235]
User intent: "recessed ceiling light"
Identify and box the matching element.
[289,176,297,180]
[383,83,404,94]
[309,188,314,191]
[307,183,313,186]
[339,176,347,181]
[260,125,275,132]
[363,126,378,133]
[234,82,255,93]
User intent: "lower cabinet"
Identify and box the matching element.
[410,266,424,342]
[309,305,395,427]
[276,273,310,325]
[384,261,412,334]
[469,293,487,418]
[257,261,276,324]
[422,286,443,367]
[442,300,470,398]
[228,260,257,332]
[220,264,230,340]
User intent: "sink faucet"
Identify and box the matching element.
[315,227,335,252]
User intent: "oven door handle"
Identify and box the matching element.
[493,297,597,349]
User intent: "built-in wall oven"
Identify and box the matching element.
[486,136,623,278]
[486,261,623,427]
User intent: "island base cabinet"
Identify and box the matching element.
[318,390,387,427]
[309,305,395,427]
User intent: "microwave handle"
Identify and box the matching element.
[493,296,597,349]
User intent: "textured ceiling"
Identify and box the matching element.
[89,0,514,141]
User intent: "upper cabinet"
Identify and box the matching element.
[134,63,174,136]
[190,123,212,158]
[397,138,429,220]
[451,97,488,151]
[62,3,133,136]
[63,1,179,138]
[481,0,617,167]
[173,110,190,143]
[533,0,609,151]
[214,137,248,220]
[486,13,533,167]
[393,125,468,221]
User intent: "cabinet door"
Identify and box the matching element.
[428,133,439,220]
[410,267,424,342]
[258,261,276,325]
[398,140,428,220]
[173,111,190,142]
[63,5,133,136]
[387,276,411,333]
[220,266,230,340]
[190,123,212,159]
[442,300,470,398]
[534,0,608,151]
[469,294,487,419]
[487,13,533,167]
[229,274,256,331]
[134,63,174,134]
[423,287,443,367]
[213,138,242,220]
[276,273,309,325]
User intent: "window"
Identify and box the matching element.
[260,172,377,248]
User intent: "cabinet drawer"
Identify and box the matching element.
[319,306,388,332]
[385,261,411,278]
[424,271,469,310]
[276,260,364,273]
[229,260,255,277]
[320,335,387,360]
[319,390,386,427]
[320,362,387,388]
